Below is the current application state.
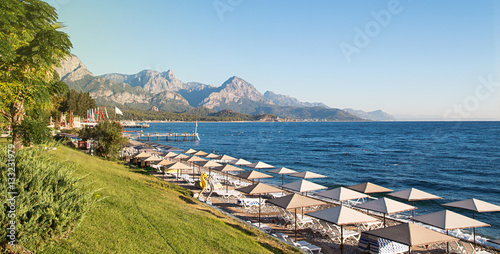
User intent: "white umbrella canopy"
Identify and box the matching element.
[268,193,326,241]
[163,152,178,158]
[236,183,283,227]
[347,182,393,194]
[365,223,456,250]
[356,197,417,227]
[203,153,219,159]
[388,188,442,217]
[442,198,500,246]
[184,155,207,163]
[248,161,274,171]
[442,198,500,213]
[143,155,162,162]
[193,150,208,157]
[290,171,327,179]
[281,179,327,194]
[164,162,192,183]
[231,158,252,165]
[197,160,223,168]
[216,154,237,162]
[412,210,490,230]
[317,187,369,202]
[133,152,151,158]
[236,170,273,181]
[412,210,490,254]
[157,159,175,166]
[388,188,442,201]
[183,148,197,154]
[267,167,298,185]
[307,205,378,254]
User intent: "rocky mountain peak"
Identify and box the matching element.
[54,54,93,82]
[163,69,176,80]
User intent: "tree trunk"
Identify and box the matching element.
[11,100,25,151]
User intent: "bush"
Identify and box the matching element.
[14,119,52,146]
[0,144,97,251]
[80,121,128,160]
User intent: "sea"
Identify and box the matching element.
[127,121,500,241]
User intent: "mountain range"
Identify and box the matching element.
[55,55,394,121]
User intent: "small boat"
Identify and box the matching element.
[120,121,150,128]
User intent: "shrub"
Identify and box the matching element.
[0,144,97,251]
[80,121,128,160]
[13,119,52,146]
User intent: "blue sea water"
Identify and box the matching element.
[129,121,500,239]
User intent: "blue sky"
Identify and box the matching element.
[49,0,500,120]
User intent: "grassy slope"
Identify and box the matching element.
[40,145,299,254]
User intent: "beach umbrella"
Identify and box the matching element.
[388,188,442,217]
[281,179,327,195]
[364,223,456,253]
[412,210,490,253]
[307,205,378,253]
[347,182,393,194]
[203,153,219,159]
[317,187,369,204]
[290,171,327,179]
[172,154,189,161]
[163,152,178,159]
[157,159,175,166]
[164,162,191,184]
[236,183,282,227]
[183,148,197,155]
[196,160,223,178]
[214,164,245,192]
[216,154,237,163]
[248,161,274,171]
[133,152,151,158]
[356,197,417,227]
[267,167,298,185]
[184,156,207,178]
[268,193,326,241]
[488,239,500,245]
[230,158,252,167]
[193,150,208,157]
[143,155,162,162]
[442,198,500,246]
[236,170,273,184]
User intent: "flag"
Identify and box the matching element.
[115,106,123,115]
[105,107,109,119]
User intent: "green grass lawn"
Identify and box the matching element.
[38,145,299,254]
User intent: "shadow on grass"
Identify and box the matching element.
[224,222,256,237]
[197,208,225,219]
[179,195,197,205]
[257,241,291,254]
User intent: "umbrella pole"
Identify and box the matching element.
[282,174,284,185]
[473,211,476,248]
[384,214,386,228]
[412,201,415,218]
[446,230,449,254]
[295,208,298,242]
[341,225,344,254]
[226,173,228,192]
[177,169,179,184]
[259,194,261,228]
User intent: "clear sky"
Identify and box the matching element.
[48,0,500,120]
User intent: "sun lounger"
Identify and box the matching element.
[277,234,322,254]
[237,198,265,208]
[251,222,273,233]
[215,190,243,199]
[268,192,287,199]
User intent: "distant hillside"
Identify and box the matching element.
[343,108,395,121]
[264,91,329,108]
[57,55,365,121]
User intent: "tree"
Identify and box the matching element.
[80,121,128,160]
[59,89,96,118]
[0,0,72,150]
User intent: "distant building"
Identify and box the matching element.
[150,106,159,112]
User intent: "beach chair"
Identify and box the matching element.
[296,214,315,229]
[215,190,242,199]
[459,242,492,254]
[250,222,273,233]
[280,234,322,254]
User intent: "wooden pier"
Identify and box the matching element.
[125,131,199,141]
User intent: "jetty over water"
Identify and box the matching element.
[125,131,199,141]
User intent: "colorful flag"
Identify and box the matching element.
[105,107,109,119]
